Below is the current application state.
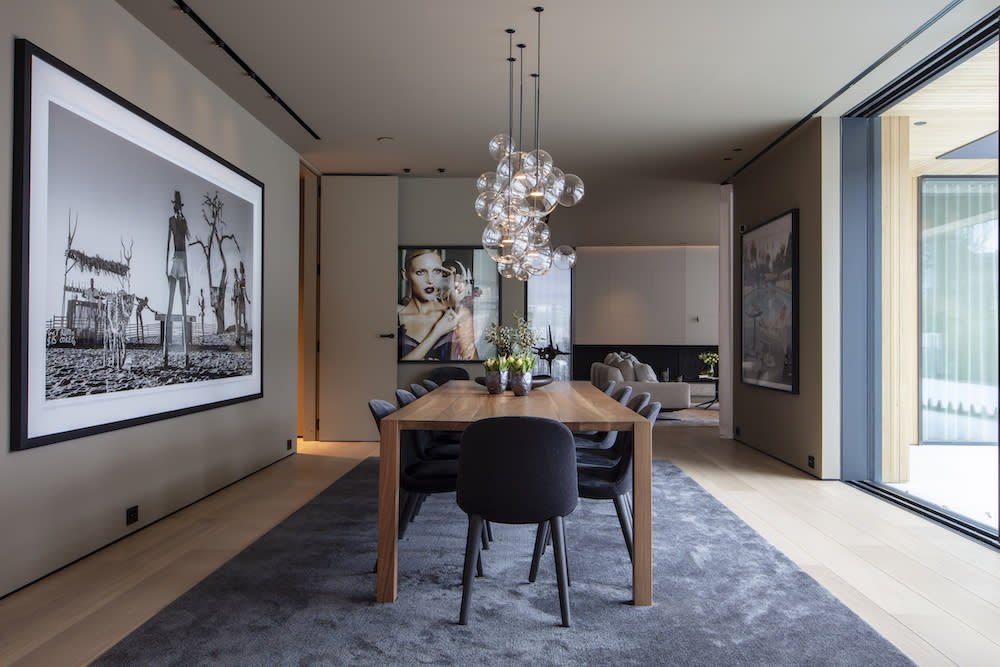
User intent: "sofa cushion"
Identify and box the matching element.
[604,352,622,365]
[634,362,657,383]
[591,362,624,389]
[620,351,639,362]
[610,358,636,381]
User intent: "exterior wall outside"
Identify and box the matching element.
[731,118,825,477]
[0,0,300,597]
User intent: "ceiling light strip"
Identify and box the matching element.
[172,0,321,140]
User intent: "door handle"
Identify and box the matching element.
[379,333,395,339]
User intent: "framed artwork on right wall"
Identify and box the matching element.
[740,209,799,393]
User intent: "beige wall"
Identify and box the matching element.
[0,0,300,596]
[731,118,824,477]
[395,177,721,387]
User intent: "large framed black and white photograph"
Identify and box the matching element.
[740,209,798,393]
[397,247,500,362]
[11,40,264,450]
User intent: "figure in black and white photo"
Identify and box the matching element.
[232,261,250,349]
[198,288,206,344]
[164,191,190,368]
[134,295,150,343]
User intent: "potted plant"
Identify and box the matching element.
[697,351,720,377]
[483,316,539,394]
[508,354,537,396]
[482,355,510,394]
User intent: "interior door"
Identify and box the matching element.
[318,176,398,440]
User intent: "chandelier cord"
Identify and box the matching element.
[506,28,515,201]
[518,43,526,157]
[533,7,542,157]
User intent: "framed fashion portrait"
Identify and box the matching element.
[10,39,264,451]
[740,209,799,393]
[397,247,501,362]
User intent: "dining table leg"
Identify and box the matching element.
[632,420,653,606]
[377,420,400,602]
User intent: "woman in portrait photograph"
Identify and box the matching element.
[398,249,460,361]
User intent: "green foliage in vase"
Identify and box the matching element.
[697,351,719,367]
[508,354,536,373]
[483,356,511,372]
[484,316,538,358]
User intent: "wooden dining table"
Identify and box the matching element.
[376,380,653,606]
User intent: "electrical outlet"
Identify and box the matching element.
[287,438,293,451]
[808,455,815,469]
[126,505,139,525]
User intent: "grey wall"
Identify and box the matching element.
[0,0,300,597]
[731,118,824,477]
[395,177,721,388]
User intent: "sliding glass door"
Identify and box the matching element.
[842,22,998,545]
[891,176,998,529]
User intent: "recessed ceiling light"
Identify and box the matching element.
[723,157,733,161]
[438,168,446,174]
[913,121,927,126]
[377,136,395,143]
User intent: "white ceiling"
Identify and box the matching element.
[115,0,983,183]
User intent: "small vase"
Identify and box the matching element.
[484,370,508,394]
[510,371,533,396]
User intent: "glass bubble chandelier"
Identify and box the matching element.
[474,6,581,281]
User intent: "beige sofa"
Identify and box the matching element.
[590,352,691,410]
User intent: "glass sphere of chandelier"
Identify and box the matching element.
[473,6,581,281]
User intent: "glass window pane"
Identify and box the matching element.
[527,269,572,381]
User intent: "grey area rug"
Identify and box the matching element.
[659,407,719,427]
[96,459,913,666]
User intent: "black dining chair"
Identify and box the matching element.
[422,379,440,392]
[533,401,661,576]
[457,416,578,627]
[395,389,460,460]
[368,399,460,539]
[409,382,429,397]
[573,385,634,451]
[626,391,651,414]
[576,401,661,563]
[428,366,470,386]
[602,379,616,395]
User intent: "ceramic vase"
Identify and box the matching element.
[510,371,533,396]
[484,370,508,394]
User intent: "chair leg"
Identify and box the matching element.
[612,494,634,563]
[412,493,427,521]
[550,516,571,627]
[485,520,494,542]
[398,492,420,539]
[480,521,490,550]
[529,522,547,583]
[459,514,485,625]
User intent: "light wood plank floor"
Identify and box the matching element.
[2,429,998,666]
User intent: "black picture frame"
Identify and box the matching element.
[397,246,501,362]
[11,39,264,451]
[740,209,799,393]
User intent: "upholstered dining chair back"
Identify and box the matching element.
[458,417,578,524]
[602,380,617,395]
[611,385,632,406]
[627,392,651,414]
[428,366,470,386]
[422,379,439,392]
[410,383,428,397]
[395,388,416,408]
